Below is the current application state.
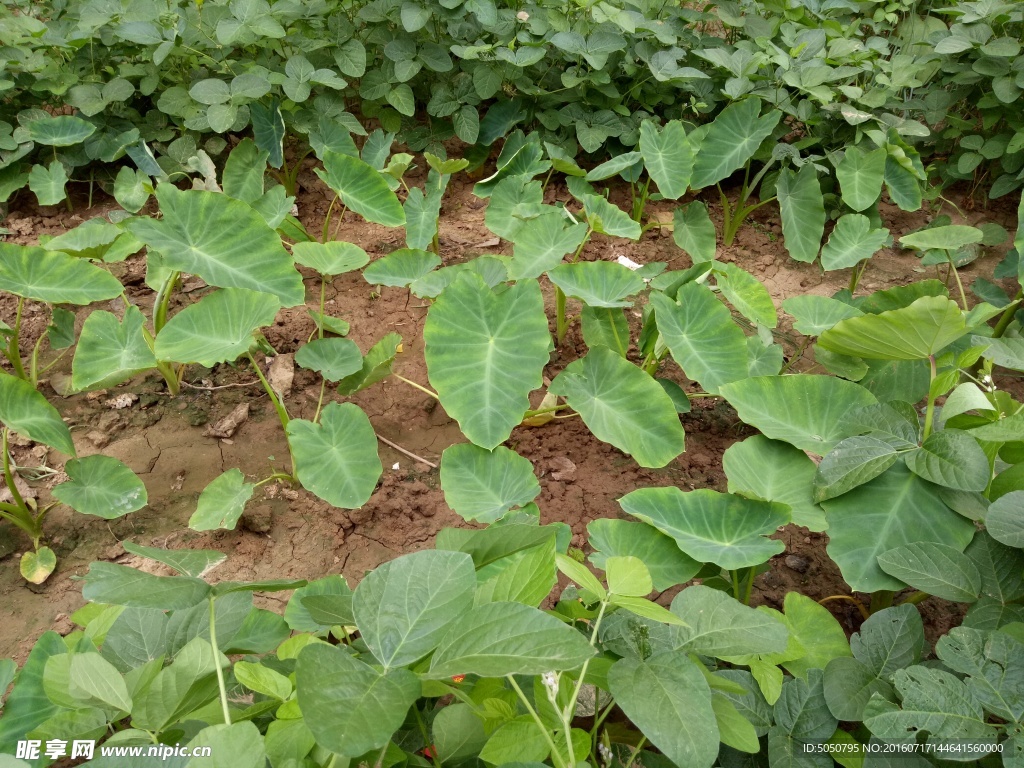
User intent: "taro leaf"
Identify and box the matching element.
[121,541,225,578]
[821,463,976,593]
[690,99,782,190]
[43,219,118,259]
[859,280,949,314]
[507,211,588,280]
[835,146,886,212]
[222,139,267,203]
[28,162,69,206]
[83,562,210,610]
[25,116,96,146]
[587,519,702,591]
[776,592,852,679]
[411,257,508,299]
[315,150,405,227]
[548,346,685,468]
[424,273,550,449]
[904,429,990,491]
[188,469,256,531]
[53,455,146,519]
[0,372,75,455]
[782,295,864,336]
[72,306,157,391]
[485,177,543,241]
[877,542,982,602]
[936,626,1024,722]
[672,202,717,263]
[819,214,890,271]
[404,187,442,251]
[0,244,123,304]
[619,487,789,570]
[650,284,748,394]
[581,307,630,357]
[363,248,441,287]
[863,667,997,744]
[671,586,789,657]
[860,358,930,404]
[638,120,695,199]
[440,443,540,523]
[427,601,596,678]
[608,652,718,768]
[586,151,643,181]
[884,153,924,212]
[985,491,1024,548]
[548,262,645,308]
[287,402,382,509]
[294,338,362,382]
[776,164,825,264]
[719,375,877,454]
[297,644,419,757]
[336,332,402,395]
[813,436,899,502]
[723,435,826,531]
[292,241,369,275]
[127,185,304,306]
[309,311,350,337]
[21,548,56,584]
[900,226,984,252]
[354,550,475,669]
[715,263,777,328]
[154,288,280,366]
[583,194,641,240]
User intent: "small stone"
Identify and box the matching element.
[104,393,138,410]
[241,504,273,534]
[85,430,111,448]
[268,353,295,398]
[549,456,577,482]
[204,402,249,439]
[784,555,809,574]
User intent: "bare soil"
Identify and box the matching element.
[0,164,1019,662]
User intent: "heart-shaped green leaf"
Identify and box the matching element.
[292,241,369,275]
[835,146,886,212]
[189,469,255,531]
[25,116,96,146]
[53,455,147,519]
[315,150,405,227]
[583,194,640,240]
[588,519,702,591]
[819,214,890,271]
[673,202,716,263]
[638,120,695,200]
[776,165,825,264]
[690,99,782,190]
[900,226,984,252]
[0,244,123,305]
[295,338,363,382]
[548,262,646,308]
[20,547,57,584]
[782,295,864,336]
[72,306,157,391]
[0,372,75,455]
[819,296,966,360]
[440,443,540,523]
[507,211,588,280]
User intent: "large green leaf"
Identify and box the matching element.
[294,338,362,382]
[186,722,266,768]
[354,550,476,669]
[0,243,123,304]
[723,435,826,531]
[296,644,419,757]
[905,429,989,491]
[83,562,210,610]
[672,202,717,263]
[936,625,1024,722]
[287,402,382,509]
[128,185,304,306]
[121,541,225,578]
[822,463,976,592]
[411,257,508,299]
[776,165,825,264]
[0,372,75,455]
[965,532,1024,603]
[588,519,701,591]
[583,194,641,239]
[782,295,864,336]
[985,491,1024,549]
[650,284,748,394]
[900,225,984,252]
[485,177,543,241]
[25,115,96,146]
[155,288,280,366]
[818,296,966,360]
[609,652,718,768]
[548,262,645,308]
[428,601,596,678]
[836,146,886,212]
[315,150,405,227]
[620,487,789,569]
[72,306,157,391]
[715,263,777,328]
[672,586,789,656]
[0,632,65,755]
[363,248,441,287]
[690,99,782,190]
[53,455,146,519]
[188,469,255,531]
[549,346,686,468]
[28,162,69,206]
[336,332,402,396]
[424,273,550,449]
[719,375,877,454]
[440,443,540,523]
[507,211,588,280]
[581,306,630,357]
[877,542,982,602]
[813,436,899,501]
[819,214,890,271]
[638,120,695,200]
[292,241,369,275]
[404,185,442,251]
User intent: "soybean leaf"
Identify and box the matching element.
[821,463,976,593]
[354,550,476,668]
[836,146,886,212]
[440,443,540,523]
[53,455,146,519]
[154,288,280,366]
[650,284,749,394]
[813,436,899,502]
[432,703,488,763]
[363,248,440,288]
[776,165,825,264]
[315,150,405,227]
[294,338,362,382]
[287,402,382,509]
[588,519,702,590]
[690,99,783,190]
[128,185,304,306]
[672,202,717,263]
[719,375,877,454]
[186,722,266,768]
[620,487,789,570]
[72,307,157,391]
[638,120,695,199]
[877,542,982,602]
[904,429,989,491]
[671,586,789,657]
[0,372,75,455]
[69,654,132,712]
[188,469,255,531]
[965,532,1024,603]
[548,262,646,308]
[83,562,210,610]
[120,541,225,579]
[0,244,123,305]
[819,296,966,360]
[724,435,826,531]
[424,273,550,449]
[819,214,890,271]
[292,241,369,275]
[936,626,1024,722]
[985,491,1024,548]
[549,346,686,468]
